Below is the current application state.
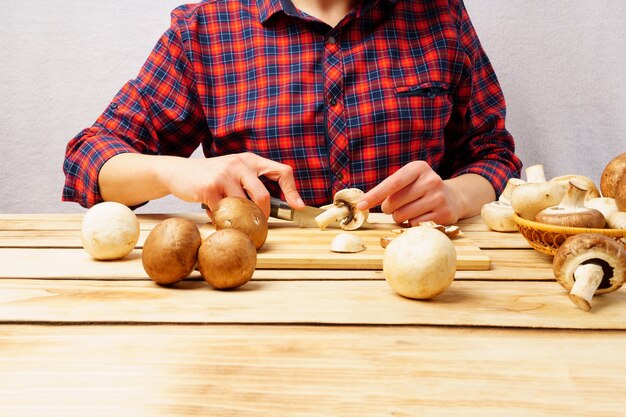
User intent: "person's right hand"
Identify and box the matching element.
[158,152,304,218]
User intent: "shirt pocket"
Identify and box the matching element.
[394,81,451,99]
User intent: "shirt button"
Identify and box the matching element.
[335,172,343,181]
[329,98,338,106]
[327,36,336,45]
[109,103,118,110]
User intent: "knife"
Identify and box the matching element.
[269,197,330,228]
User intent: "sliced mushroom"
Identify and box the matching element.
[380,223,459,248]
[553,233,626,311]
[534,179,606,229]
[510,165,565,220]
[315,188,369,230]
[330,233,366,253]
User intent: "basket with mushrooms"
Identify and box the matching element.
[490,160,626,256]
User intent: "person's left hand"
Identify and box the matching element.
[356,161,461,226]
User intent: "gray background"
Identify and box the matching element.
[1,0,624,214]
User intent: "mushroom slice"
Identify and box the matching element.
[330,233,366,253]
[315,188,369,230]
[534,179,606,229]
[553,233,626,311]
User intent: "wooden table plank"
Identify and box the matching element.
[0,325,624,417]
[0,248,552,280]
[0,229,492,271]
[0,279,622,329]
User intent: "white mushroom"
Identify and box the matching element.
[584,197,618,219]
[330,233,366,253]
[550,175,601,202]
[607,212,626,229]
[81,202,140,260]
[481,178,525,232]
[510,165,566,220]
[315,188,369,230]
[383,226,457,299]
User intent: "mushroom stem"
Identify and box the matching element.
[569,263,604,311]
[525,164,547,183]
[315,205,351,230]
[499,178,525,205]
[559,180,587,209]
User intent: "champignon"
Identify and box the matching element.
[315,188,369,230]
[616,174,626,212]
[553,233,626,311]
[142,218,202,285]
[383,226,457,299]
[81,201,140,260]
[212,197,268,250]
[534,179,606,229]
[510,165,565,220]
[197,229,257,290]
[584,197,618,219]
[481,178,525,232]
[550,175,600,202]
[600,152,626,198]
[330,233,366,253]
[607,212,626,230]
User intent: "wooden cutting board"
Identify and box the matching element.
[256,223,490,271]
[0,214,490,271]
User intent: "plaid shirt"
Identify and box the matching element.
[63,0,522,208]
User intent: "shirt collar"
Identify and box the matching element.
[257,0,398,25]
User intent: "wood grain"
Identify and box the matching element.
[0,325,624,417]
[0,279,623,329]
[0,248,552,280]
[0,226,492,271]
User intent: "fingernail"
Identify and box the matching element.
[356,201,367,210]
[297,197,305,207]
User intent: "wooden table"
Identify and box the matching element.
[1,213,625,416]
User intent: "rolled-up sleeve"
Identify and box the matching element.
[62,8,209,208]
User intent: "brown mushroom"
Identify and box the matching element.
[600,152,626,198]
[315,188,369,230]
[197,229,257,290]
[142,218,202,285]
[212,197,268,250]
[553,233,626,311]
[616,174,626,212]
[534,179,606,229]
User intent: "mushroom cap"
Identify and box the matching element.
[600,153,626,198]
[333,188,369,230]
[212,197,268,250]
[534,207,606,229]
[499,178,525,205]
[141,218,202,285]
[510,182,565,220]
[330,233,366,253]
[197,229,257,290]
[550,175,601,202]
[584,197,618,219]
[81,202,140,260]
[553,233,626,294]
[383,226,457,299]
[606,212,626,230]
[480,201,517,232]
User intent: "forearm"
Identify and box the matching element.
[99,153,172,206]
[444,173,496,220]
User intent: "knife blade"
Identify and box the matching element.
[269,197,329,228]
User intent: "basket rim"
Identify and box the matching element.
[512,213,626,236]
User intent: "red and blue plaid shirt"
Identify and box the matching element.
[63,0,522,208]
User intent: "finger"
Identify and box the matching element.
[356,162,427,211]
[240,174,271,218]
[391,197,432,224]
[380,180,429,214]
[406,212,437,227]
[255,157,304,209]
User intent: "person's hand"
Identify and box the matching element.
[356,161,461,226]
[158,152,304,218]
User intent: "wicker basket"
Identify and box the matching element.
[513,213,626,256]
